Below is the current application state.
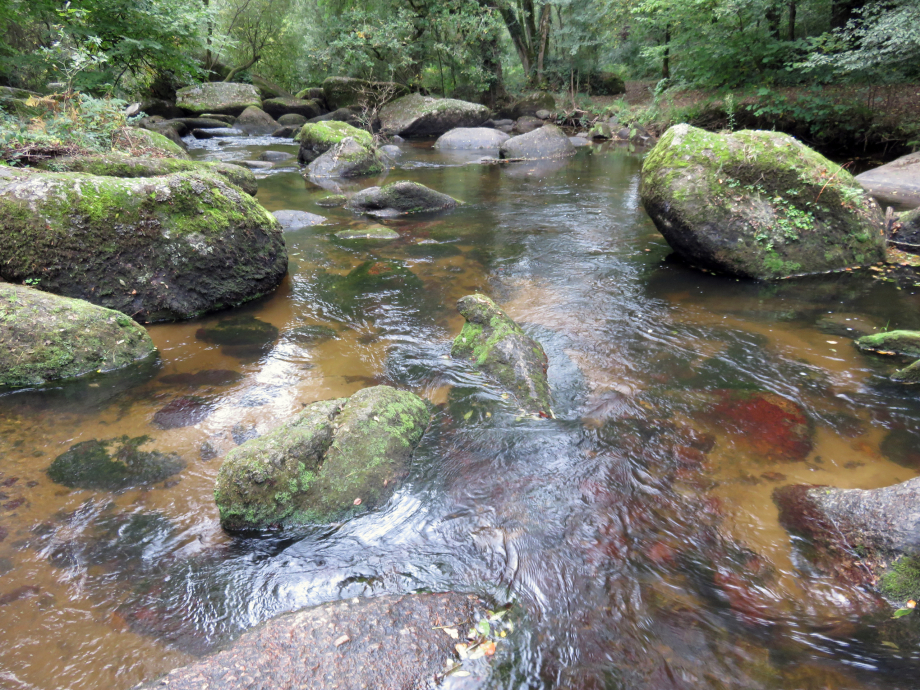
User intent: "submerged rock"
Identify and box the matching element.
[774,477,920,606]
[0,284,155,389]
[345,181,459,217]
[196,315,279,359]
[47,436,184,490]
[450,293,553,416]
[434,127,510,149]
[175,82,262,117]
[856,151,920,209]
[296,121,372,164]
[378,93,490,137]
[286,324,338,344]
[499,124,576,161]
[855,330,920,357]
[334,225,399,240]
[136,592,486,690]
[153,396,214,429]
[159,369,243,388]
[0,167,286,323]
[37,154,258,195]
[640,124,886,279]
[305,137,384,179]
[316,194,347,207]
[214,385,430,530]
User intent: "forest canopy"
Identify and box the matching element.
[0,0,917,99]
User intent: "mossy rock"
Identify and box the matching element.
[855,330,920,357]
[378,93,490,137]
[880,555,920,605]
[214,385,431,530]
[297,121,372,164]
[37,154,258,195]
[0,167,286,323]
[304,137,383,179]
[450,293,553,416]
[262,97,321,120]
[47,435,184,491]
[0,284,155,388]
[175,82,262,116]
[640,124,886,280]
[316,194,347,208]
[334,259,423,297]
[892,359,920,383]
[344,181,459,217]
[114,128,189,159]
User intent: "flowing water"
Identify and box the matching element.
[2,134,920,690]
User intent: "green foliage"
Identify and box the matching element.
[880,556,920,605]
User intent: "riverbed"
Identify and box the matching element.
[1,134,919,689]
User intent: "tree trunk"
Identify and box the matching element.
[224,55,260,83]
[831,0,865,29]
[497,4,534,81]
[788,1,796,40]
[536,3,551,85]
[765,3,782,40]
[662,24,670,80]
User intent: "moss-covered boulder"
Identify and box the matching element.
[499,124,575,161]
[262,97,322,120]
[37,154,258,195]
[378,93,490,137]
[450,293,553,416]
[856,330,920,357]
[433,127,510,149]
[0,167,286,323]
[892,359,920,384]
[47,435,184,491]
[278,113,308,127]
[296,121,372,164]
[640,124,886,280]
[304,137,383,179]
[774,477,920,607]
[321,77,409,111]
[295,87,325,102]
[0,284,155,388]
[113,127,189,159]
[234,106,278,134]
[214,385,431,530]
[139,122,188,151]
[175,82,262,116]
[345,181,459,217]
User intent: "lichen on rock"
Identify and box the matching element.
[640,124,886,280]
[0,284,155,388]
[450,293,553,416]
[214,385,431,531]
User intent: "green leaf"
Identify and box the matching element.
[476,619,490,636]
[892,607,913,618]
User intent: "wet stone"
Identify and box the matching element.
[135,592,488,690]
[272,209,327,230]
[334,225,399,241]
[286,324,338,344]
[199,441,219,462]
[195,315,279,360]
[46,436,184,491]
[159,369,243,388]
[153,396,214,430]
[316,194,346,208]
[231,423,259,445]
[880,428,920,469]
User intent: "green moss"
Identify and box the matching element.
[114,128,189,159]
[47,435,184,491]
[296,121,371,147]
[856,330,920,357]
[880,555,920,604]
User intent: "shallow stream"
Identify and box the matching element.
[2,134,920,689]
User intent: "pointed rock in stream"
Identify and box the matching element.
[450,293,553,417]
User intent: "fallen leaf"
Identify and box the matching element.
[481,640,496,656]
[443,627,459,639]
[455,643,469,659]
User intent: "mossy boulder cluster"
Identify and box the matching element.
[640,124,886,280]
[774,477,920,607]
[345,181,459,217]
[304,136,383,179]
[296,121,373,164]
[0,166,286,323]
[175,82,262,116]
[451,293,553,416]
[0,284,155,388]
[214,385,431,531]
[499,124,576,160]
[378,93,490,137]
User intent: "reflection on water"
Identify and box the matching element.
[1,135,920,689]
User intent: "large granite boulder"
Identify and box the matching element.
[136,593,488,690]
[434,127,510,149]
[175,82,262,116]
[379,93,490,137]
[214,385,430,530]
[0,284,155,388]
[499,124,575,161]
[305,137,384,179]
[451,293,553,417]
[36,154,258,195]
[774,477,920,606]
[509,92,556,119]
[345,181,459,217]
[261,97,322,120]
[512,116,543,134]
[322,76,408,111]
[296,121,372,164]
[0,167,286,323]
[139,122,187,151]
[856,152,920,209]
[234,106,278,135]
[640,124,886,280]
